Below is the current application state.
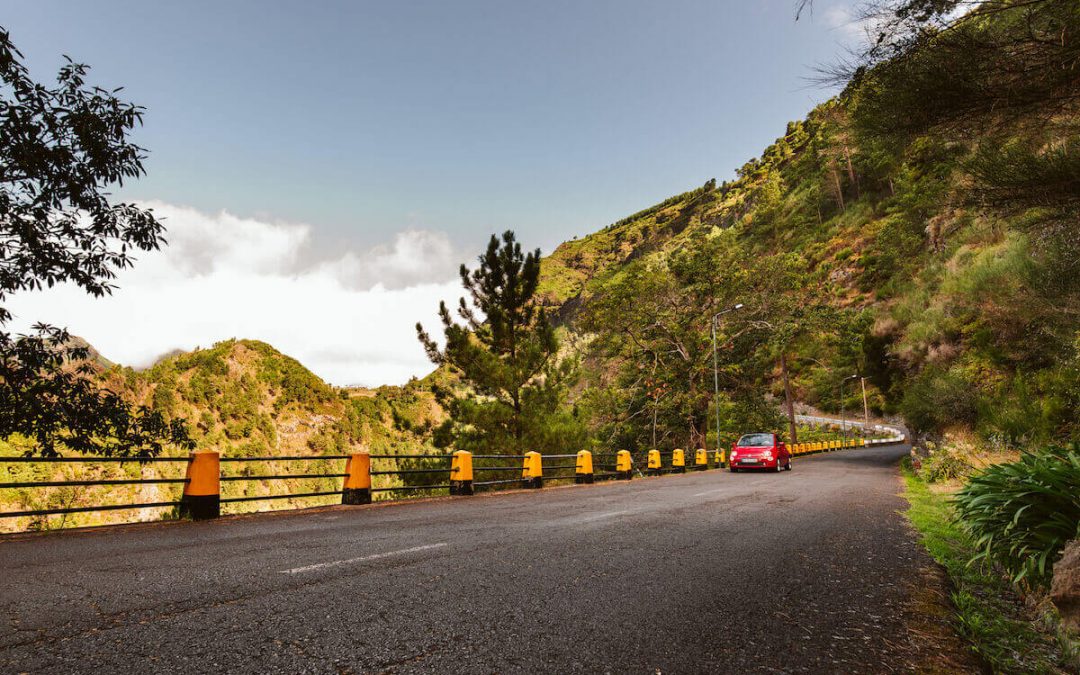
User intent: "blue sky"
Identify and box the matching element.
[6,0,865,385]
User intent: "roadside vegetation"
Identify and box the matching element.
[903,460,1078,673]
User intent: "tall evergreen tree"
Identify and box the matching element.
[416,231,583,455]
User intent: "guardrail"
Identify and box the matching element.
[794,414,906,443]
[1,437,904,528]
[786,437,899,458]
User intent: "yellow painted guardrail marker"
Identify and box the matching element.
[180,450,220,520]
[672,449,686,473]
[695,448,708,470]
[616,450,632,480]
[342,453,372,505]
[647,449,661,476]
[575,450,594,484]
[522,451,542,489]
[450,450,474,495]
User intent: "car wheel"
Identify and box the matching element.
[730,467,738,473]
[775,462,782,473]
[785,461,792,471]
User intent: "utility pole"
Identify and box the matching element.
[711,303,743,459]
[840,374,858,445]
[860,376,869,431]
[780,352,797,445]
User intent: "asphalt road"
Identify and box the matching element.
[0,444,931,674]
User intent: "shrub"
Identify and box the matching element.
[919,441,972,482]
[953,445,1080,588]
[900,365,979,434]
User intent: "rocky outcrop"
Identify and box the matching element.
[1051,539,1080,630]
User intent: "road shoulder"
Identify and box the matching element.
[900,462,1078,673]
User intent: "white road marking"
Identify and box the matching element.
[578,509,631,523]
[279,542,448,574]
[693,488,727,497]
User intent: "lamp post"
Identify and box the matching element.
[860,376,870,431]
[711,303,743,460]
[840,374,859,445]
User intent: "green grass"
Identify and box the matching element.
[901,461,1075,673]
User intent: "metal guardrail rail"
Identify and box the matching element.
[0,433,905,528]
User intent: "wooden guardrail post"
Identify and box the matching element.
[342,453,372,505]
[450,450,474,495]
[180,450,220,520]
[647,450,661,476]
[522,451,543,489]
[616,450,632,480]
[672,449,686,473]
[575,450,594,484]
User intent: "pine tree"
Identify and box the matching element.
[417,231,583,455]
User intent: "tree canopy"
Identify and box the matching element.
[0,27,191,457]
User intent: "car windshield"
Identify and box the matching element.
[737,434,774,447]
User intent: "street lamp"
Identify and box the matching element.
[860,376,870,431]
[711,303,744,460]
[840,374,859,445]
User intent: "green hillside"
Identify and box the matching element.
[542,1,1079,454]
[0,339,444,531]
[543,97,1077,450]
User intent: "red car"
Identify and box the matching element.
[729,433,791,472]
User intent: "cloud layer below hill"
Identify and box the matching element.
[8,202,466,386]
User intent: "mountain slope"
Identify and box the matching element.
[0,339,444,531]
[542,93,1078,446]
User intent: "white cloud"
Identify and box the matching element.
[7,202,466,386]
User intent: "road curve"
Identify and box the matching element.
[0,444,929,673]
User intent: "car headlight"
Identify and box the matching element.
[763,451,773,460]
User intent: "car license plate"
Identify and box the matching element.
[741,459,758,464]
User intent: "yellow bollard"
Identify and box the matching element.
[575,450,594,484]
[647,449,661,476]
[450,450,474,495]
[180,450,220,520]
[342,452,372,505]
[672,448,686,473]
[715,449,726,467]
[522,451,543,489]
[616,450,633,480]
[695,448,708,470]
